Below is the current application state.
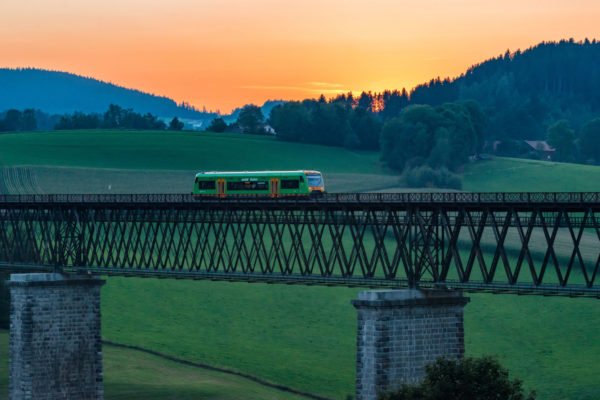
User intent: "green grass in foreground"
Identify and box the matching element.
[97,153,600,399]
[1,131,600,399]
[0,330,308,400]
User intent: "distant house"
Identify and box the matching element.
[524,140,555,160]
[482,139,556,160]
[264,124,276,135]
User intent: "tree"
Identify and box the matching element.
[103,104,123,128]
[3,109,22,131]
[55,112,101,130]
[380,105,440,171]
[380,89,409,120]
[579,118,600,163]
[461,100,487,152]
[357,91,374,111]
[55,105,165,130]
[380,102,480,172]
[546,120,575,162]
[380,356,535,400]
[237,104,265,135]
[207,117,227,133]
[351,107,382,150]
[269,102,311,142]
[21,109,37,131]
[169,117,184,131]
[309,102,353,146]
[435,102,478,170]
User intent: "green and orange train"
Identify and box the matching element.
[192,170,325,198]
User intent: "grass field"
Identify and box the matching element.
[0,330,311,400]
[1,130,599,399]
[0,130,386,173]
[463,157,600,192]
[0,130,399,194]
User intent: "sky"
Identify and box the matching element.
[1,0,599,112]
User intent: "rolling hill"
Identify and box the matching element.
[0,68,216,121]
[0,130,599,399]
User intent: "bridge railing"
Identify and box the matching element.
[0,192,599,297]
[0,192,599,204]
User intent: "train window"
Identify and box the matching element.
[307,174,322,186]
[198,181,216,190]
[227,181,269,191]
[281,179,300,189]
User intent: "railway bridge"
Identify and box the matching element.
[2,192,599,399]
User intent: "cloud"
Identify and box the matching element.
[306,81,345,88]
[240,83,350,95]
[240,84,311,91]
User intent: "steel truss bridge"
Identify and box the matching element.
[0,192,599,297]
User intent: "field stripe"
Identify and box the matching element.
[102,340,333,400]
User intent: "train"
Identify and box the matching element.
[192,170,325,198]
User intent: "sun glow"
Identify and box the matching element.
[1,0,599,112]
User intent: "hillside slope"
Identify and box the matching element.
[1,131,599,399]
[463,157,600,192]
[0,68,215,120]
[0,130,398,196]
[409,40,600,138]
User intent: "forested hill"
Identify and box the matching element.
[408,39,600,139]
[0,68,215,120]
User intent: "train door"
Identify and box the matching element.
[270,178,279,198]
[217,179,226,198]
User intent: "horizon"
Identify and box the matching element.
[2,0,599,112]
[3,38,595,116]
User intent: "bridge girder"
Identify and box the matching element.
[0,193,598,298]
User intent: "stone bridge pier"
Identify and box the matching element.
[6,273,467,400]
[8,273,105,400]
[352,289,469,400]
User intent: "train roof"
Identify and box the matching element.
[195,170,322,178]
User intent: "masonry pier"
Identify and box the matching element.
[352,289,469,400]
[9,273,105,400]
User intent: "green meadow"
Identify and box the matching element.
[0,130,385,173]
[463,156,600,192]
[0,130,599,399]
[0,331,310,400]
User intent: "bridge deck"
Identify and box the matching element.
[1,193,599,297]
[1,192,600,207]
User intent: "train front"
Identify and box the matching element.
[305,170,325,195]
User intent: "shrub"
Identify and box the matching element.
[207,117,228,133]
[380,356,536,400]
[403,166,462,190]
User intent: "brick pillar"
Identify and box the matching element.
[352,289,469,400]
[9,273,105,400]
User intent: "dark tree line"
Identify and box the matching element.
[0,109,37,132]
[380,101,485,172]
[257,40,600,176]
[55,104,183,131]
[409,39,600,138]
[205,95,482,188]
[269,95,382,150]
[207,105,267,134]
[0,105,185,132]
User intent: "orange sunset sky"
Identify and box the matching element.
[1,0,599,112]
